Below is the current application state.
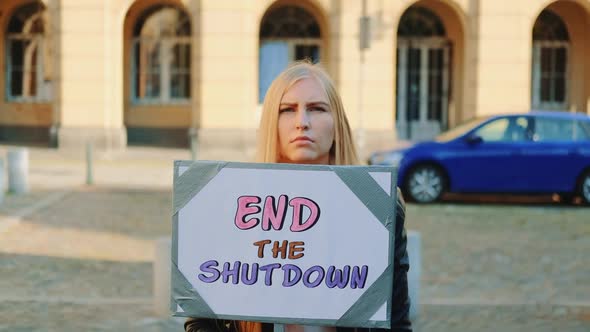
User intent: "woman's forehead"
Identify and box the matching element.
[281,77,329,103]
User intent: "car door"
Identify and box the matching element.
[445,116,531,192]
[518,116,589,193]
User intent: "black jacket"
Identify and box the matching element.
[185,190,412,332]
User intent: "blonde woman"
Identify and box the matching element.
[186,62,412,332]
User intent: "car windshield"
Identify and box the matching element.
[435,117,491,142]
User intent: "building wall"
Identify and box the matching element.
[0,0,588,158]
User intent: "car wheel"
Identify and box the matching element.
[579,171,590,205]
[405,165,446,203]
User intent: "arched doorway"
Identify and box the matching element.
[531,9,569,111]
[531,1,590,114]
[258,4,323,103]
[396,6,450,141]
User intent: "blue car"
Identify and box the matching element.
[369,112,590,204]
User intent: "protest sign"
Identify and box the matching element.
[171,161,397,328]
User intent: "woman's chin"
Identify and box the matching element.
[283,152,328,164]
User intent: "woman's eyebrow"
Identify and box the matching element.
[279,101,329,107]
[307,101,330,107]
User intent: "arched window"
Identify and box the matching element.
[132,5,191,104]
[397,6,445,38]
[5,2,52,102]
[533,10,569,41]
[532,9,569,110]
[259,5,321,102]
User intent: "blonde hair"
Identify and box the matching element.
[256,61,359,165]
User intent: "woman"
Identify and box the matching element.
[186,62,412,332]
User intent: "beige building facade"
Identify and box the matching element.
[1,0,589,159]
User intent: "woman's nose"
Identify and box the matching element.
[295,108,310,130]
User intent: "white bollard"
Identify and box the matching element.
[188,127,199,161]
[7,148,29,194]
[154,237,172,317]
[0,158,5,203]
[407,230,421,320]
[86,142,94,185]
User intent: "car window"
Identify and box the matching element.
[474,117,531,142]
[574,121,590,141]
[435,117,490,142]
[532,117,575,142]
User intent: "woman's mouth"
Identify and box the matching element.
[292,136,314,143]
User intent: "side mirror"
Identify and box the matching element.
[465,134,483,145]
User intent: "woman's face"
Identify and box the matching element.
[277,77,335,164]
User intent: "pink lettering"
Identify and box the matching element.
[234,196,261,230]
[261,195,288,231]
[289,197,320,232]
[235,195,321,232]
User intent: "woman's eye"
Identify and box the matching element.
[310,107,327,112]
[279,108,295,113]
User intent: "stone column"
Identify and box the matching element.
[334,0,397,158]
[53,0,126,150]
[195,0,259,161]
[471,0,530,116]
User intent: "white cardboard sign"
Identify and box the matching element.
[172,161,396,328]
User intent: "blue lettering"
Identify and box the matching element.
[325,265,351,289]
[302,266,325,288]
[198,260,221,283]
[350,265,369,289]
[282,264,302,287]
[259,263,281,286]
[241,263,259,285]
[222,261,241,284]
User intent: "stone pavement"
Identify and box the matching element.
[0,145,589,331]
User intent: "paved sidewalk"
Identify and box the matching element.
[0,146,193,331]
[0,145,589,331]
